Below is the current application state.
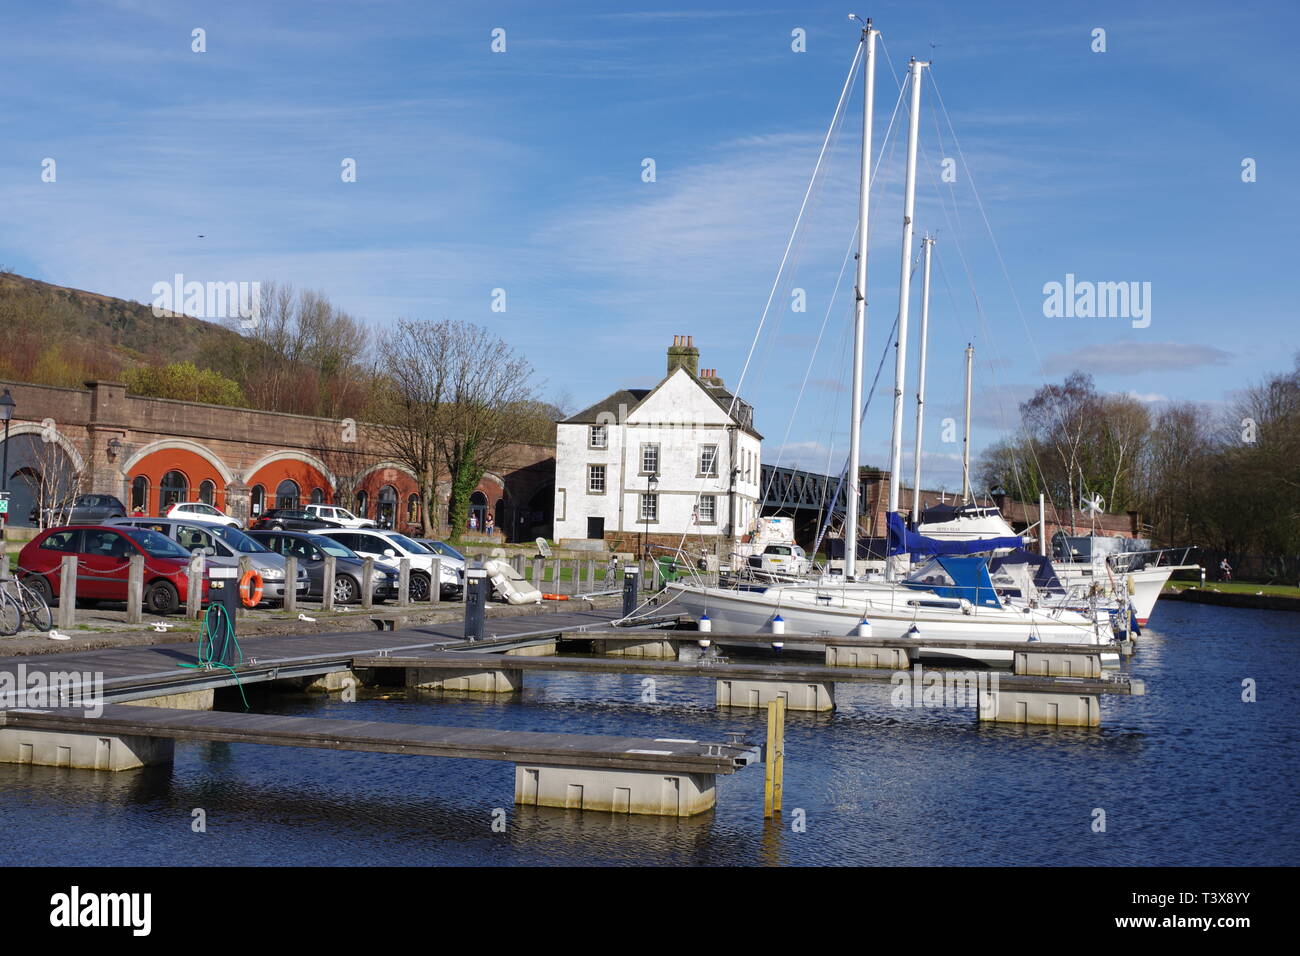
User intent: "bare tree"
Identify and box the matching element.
[370,319,538,539]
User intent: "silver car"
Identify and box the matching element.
[105,517,308,604]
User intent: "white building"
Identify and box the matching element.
[553,336,762,554]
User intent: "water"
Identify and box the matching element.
[1,601,1296,866]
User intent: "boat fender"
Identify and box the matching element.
[770,614,785,635]
[856,618,872,637]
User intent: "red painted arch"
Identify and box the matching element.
[129,448,227,516]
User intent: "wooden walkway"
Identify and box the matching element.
[0,608,638,704]
[355,650,1143,696]
[0,704,755,775]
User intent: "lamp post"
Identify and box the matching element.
[641,472,658,562]
[0,388,15,543]
[0,388,14,492]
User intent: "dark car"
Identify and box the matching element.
[17,525,208,614]
[29,494,127,526]
[248,508,342,532]
[248,530,399,605]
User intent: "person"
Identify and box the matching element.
[469,513,478,532]
[485,513,495,537]
[1219,558,1232,582]
[132,505,144,517]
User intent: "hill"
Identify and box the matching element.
[0,270,247,387]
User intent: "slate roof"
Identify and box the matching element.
[562,389,652,424]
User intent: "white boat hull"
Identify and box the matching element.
[665,581,1111,667]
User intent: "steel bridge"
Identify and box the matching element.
[758,464,868,516]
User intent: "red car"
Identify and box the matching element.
[18,525,209,615]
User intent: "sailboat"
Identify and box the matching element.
[663,22,1113,666]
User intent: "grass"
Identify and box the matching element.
[1166,581,1300,599]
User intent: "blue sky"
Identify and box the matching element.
[2,0,1296,491]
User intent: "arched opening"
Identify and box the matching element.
[406,493,421,526]
[377,485,398,530]
[469,491,488,533]
[130,476,149,515]
[160,470,189,510]
[250,484,266,516]
[275,479,300,510]
[0,434,78,528]
[355,490,368,519]
[198,479,216,506]
[310,487,325,505]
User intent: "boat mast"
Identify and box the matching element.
[961,342,974,503]
[845,14,877,582]
[887,56,927,580]
[910,234,934,525]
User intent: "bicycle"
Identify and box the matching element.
[0,574,54,635]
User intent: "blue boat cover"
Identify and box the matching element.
[901,554,1004,609]
[886,511,1024,557]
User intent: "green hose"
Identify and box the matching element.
[177,603,249,710]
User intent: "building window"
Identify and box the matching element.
[250,484,265,516]
[130,476,149,514]
[639,492,658,523]
[198,479,216,506]
[378,485,398,529]
[698,495,716,524]
[587,464,606,494]
[589,424,608,449]
[275,479,300,509]
[311,487,325,505]
[355,490,368,518]
[407,493,421,523]
[160,470,188,509]
[698,445,718,477]
[640,443,659,476]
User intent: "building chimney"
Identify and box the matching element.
[667,334,700,378]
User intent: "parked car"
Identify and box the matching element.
[248,530,399,604]
[18,525,209,614]
[415,539,466,564]
[248,508,343,532]
[28,494,128,526]
[106,517,307,605]
[747,543,811,576]
[316,528,462,600]
[165,501,240,528]
[303,504,376,529]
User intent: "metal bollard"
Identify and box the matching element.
[284,556,298,613]
[464,568,488,641]
[622,566,640,618]
[126,553,144,624]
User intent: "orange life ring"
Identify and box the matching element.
[239,570,264,608]
[541,593,569,601]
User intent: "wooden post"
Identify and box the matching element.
[547,558,558,591]
[532,557,543,587]
[763,696,786,819]
[398,557,411,607]
[237,555,251,618]
[57,554,76,630]
[126,553,144,624]
[361,557,374,609]
[585,558,595,593]
[429,557,440,604]
[284,556,298,613]
[187,553,203,619]
[570,558,580,595]
[512,554,524,575]
[322,555,335,611]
